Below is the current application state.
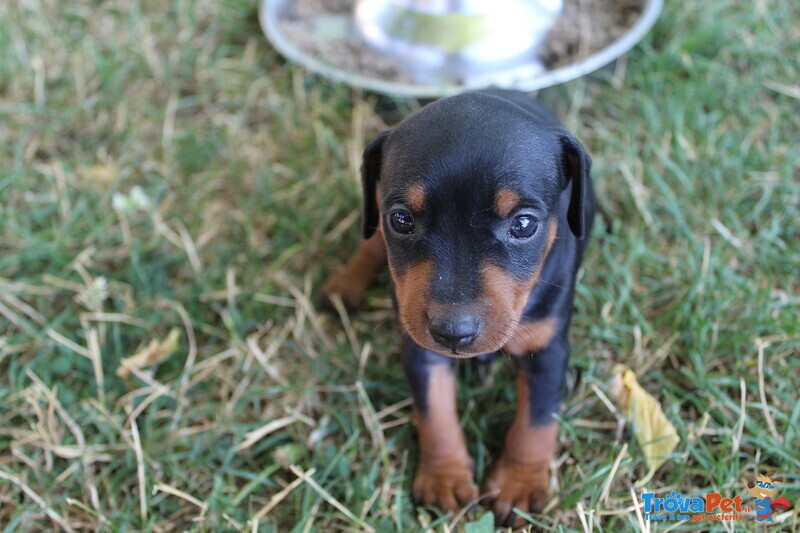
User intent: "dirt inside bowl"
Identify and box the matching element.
[542,0,644,68]
[280,0,645,85]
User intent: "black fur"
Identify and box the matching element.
[364,89,596,426]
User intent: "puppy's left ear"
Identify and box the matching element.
[559,132,592,239]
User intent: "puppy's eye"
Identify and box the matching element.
[509,215,538,239]
[389,210,415,234]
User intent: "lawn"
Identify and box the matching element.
[0,0,798,531]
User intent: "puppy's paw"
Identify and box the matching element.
[412,458,478,512]
[319,270,367,311]
[482,457,550,527]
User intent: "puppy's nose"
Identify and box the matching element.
[428,315,481,351]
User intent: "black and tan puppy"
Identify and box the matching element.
[322,89,595,526]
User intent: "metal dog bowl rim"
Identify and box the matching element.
[259,0,663,98]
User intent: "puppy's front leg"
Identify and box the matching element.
[484,333,567,527]
[404,340,478,512]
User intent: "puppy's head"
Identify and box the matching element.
[362,93,590,357]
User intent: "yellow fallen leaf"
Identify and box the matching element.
[116,328,180,378]
[611,365,680,485]
[80,164,118,188]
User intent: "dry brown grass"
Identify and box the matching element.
[1,0,798,531]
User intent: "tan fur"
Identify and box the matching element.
[406,184,426,212]
[495,188,520,218]
[393,219,559,356]
[320,227,387,308]
[392,260,434,345]
[411,364,478,511]
[504,317,559,355]
[476,219,559,354]
[482,373,558,526]
[321,189,387,308]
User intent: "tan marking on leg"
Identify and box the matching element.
[320,227,386,309]
[412,364,478,511]
[504,317,558,356]
[482,373,558,526]
[415,365,470,463]
[502,373,558,464]
[406,184,426,212]
[322,188,387,308]
[495,188,521,218]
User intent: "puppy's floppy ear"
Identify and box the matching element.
[362,131,389,239]
[559,132,592,239]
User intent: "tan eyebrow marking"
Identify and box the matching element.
[495,188,520,218]
[406,185,426,212]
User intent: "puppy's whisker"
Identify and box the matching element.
[536,279,567,289]
[371,319,393,335]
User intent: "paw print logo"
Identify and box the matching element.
[746,471,793,522]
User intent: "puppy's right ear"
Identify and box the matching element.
[362,131,389,239]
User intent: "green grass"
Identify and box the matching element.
[1,0,798,531]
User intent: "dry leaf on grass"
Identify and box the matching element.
[79,164,118,188]
[116,328,180,378]
[611,365,680,485]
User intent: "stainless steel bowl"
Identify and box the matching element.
[259,0,663,98]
